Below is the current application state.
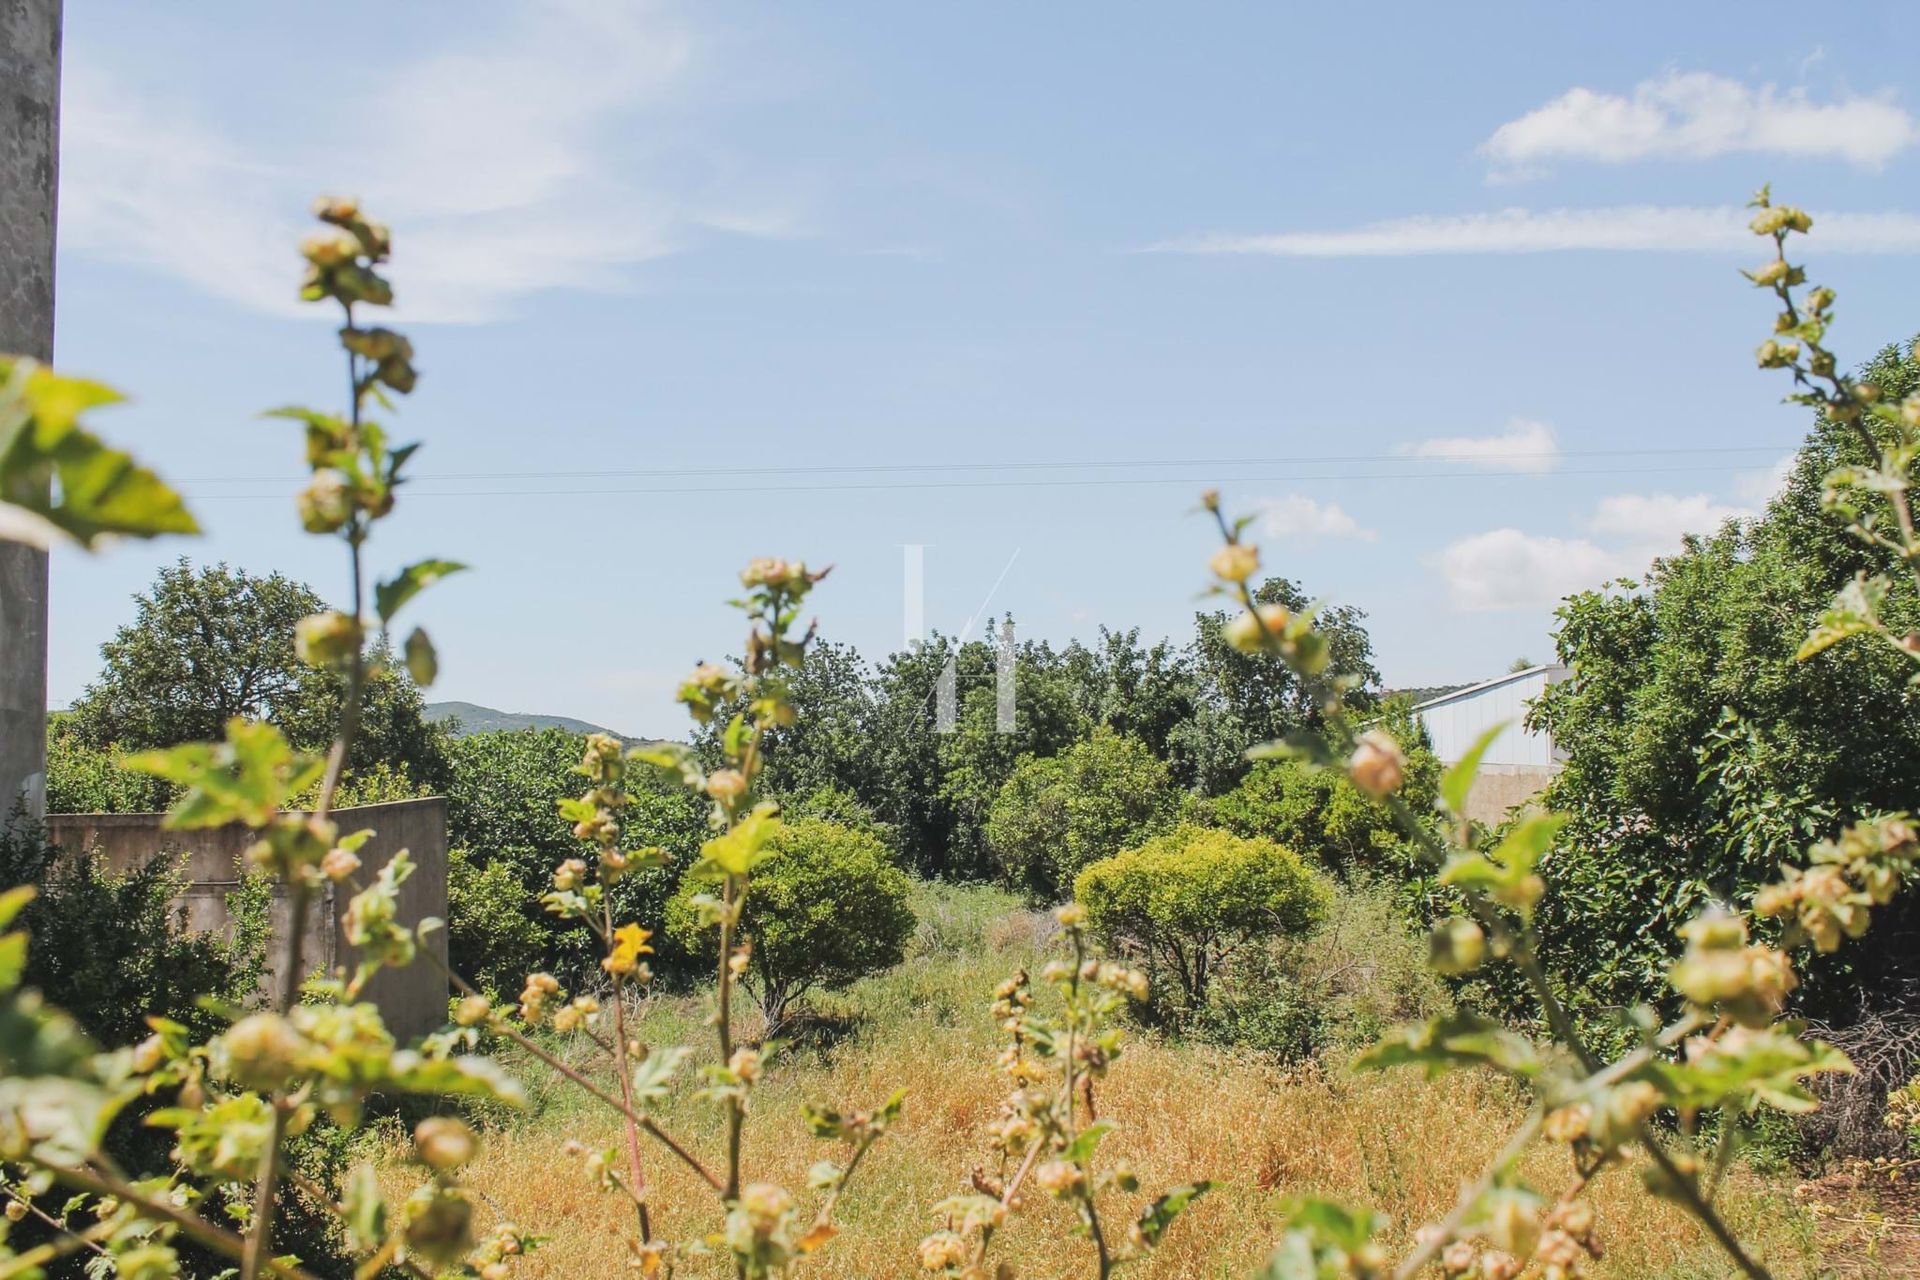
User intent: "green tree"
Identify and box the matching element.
[1175,577,1381,793]
[1074,824,1329,1013]
[444,727,706,983]
[865,625,1089,879]
[985,728,1176,899]
[1198,700,1440,873]
[65,558,451,793]
[665,818,915,1031]
[1531,336,1920,1022]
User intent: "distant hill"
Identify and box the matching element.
[425,701,635,740]
[1388,684,1471,706]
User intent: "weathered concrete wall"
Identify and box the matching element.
[0,0,61,830]
[46,797,451,1040]
[1462,764,1558,828]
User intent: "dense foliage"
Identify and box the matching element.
[61,559,453,802]
[1532,337,1920,1025]
[1192,701,1440,875]
[444,726,706,984]
[0,816,268,1046]
[665,817,915,1030]
[1075,824,1329,1012]
[985,728,1176,899]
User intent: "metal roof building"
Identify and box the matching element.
[1413,665,1569,820]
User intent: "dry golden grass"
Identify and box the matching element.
[383,891,1829,1279]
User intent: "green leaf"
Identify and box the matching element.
[1441,723,1508,817]
[631,1046,691,1108]
[1486,812,1567,874]
[0,931,26,993]
[403,626,438,686]
[123,719,324,829]
[375,558,466,623]
[1356,1013,1543,1080]
[629,741,705,791]
[342,1163,387,1252]
[1061,1119,1113,1165]
[1253,1199,1386,1280]
[1799,573,1889,660]
[0,884,35,931]
[0,359,199,548]
[385,1051,526,1108]
[691,804,783,882]
[1134,1181,1211,1248]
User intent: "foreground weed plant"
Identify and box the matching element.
[1180,190,1919,1280]
[0,185,1914,1280]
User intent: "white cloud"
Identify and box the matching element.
[1252,495,1375,541]
[1439,529,1625,612]
[60,0,796,323]
[1401,419,1559,473]
[1484,71,1918,174]
[1734,454,1798,506]
[1148,205,1920,258]
[1587,492,1745,545]
[1440,481,1768,611]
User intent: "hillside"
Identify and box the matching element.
[425,700,633,740]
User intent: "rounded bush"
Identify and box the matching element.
[985,729,1175,899]
[1074,824,1329,1012]
[667,818,915,1030]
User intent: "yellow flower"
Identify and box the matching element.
[604,923,655,976]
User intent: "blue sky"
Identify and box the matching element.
[45,1,1920,734]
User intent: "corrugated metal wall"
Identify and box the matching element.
[1416,666,1567,767]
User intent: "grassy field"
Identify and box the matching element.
[379,883,1835,1279]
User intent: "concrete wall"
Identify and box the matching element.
[1456,763,1559,828]
[45,797,450,1040]
[0,0,61,830]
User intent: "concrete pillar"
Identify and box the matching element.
[0,0,61,828]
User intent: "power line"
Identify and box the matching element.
[178,460,1791,502]
[167,442,1798,487]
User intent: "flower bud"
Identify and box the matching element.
[297,471,354,533]
[553,858,588,891]
[1222,603,1291,653]
[320,846,361,882]
[294,611,362,670]
[414,1116,479,1170]
[706,769,748,806]
[1428,917,1485,975]
[1750,259,1790,287]
[454,994,491,1027]
[1054,902,1086,928]
[918,1230,967,1271]
[1348,730,1406,797]
[1033,1160,1084,1197]
[216,1012,308,1092]
[1210,543,1260,584]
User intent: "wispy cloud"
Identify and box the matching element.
[60,0,797,323]
[1253,495,1375,542]
[1438,529,1624,611]
[1484,71,1918,176]
[1147,206,1920,258]
[1439,485,1758,611]
[1586,492,1745,544]
[1401,419,1559,473]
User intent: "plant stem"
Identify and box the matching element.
[48,1166,321,1280]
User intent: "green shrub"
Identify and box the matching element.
[445,727,706,983]
[1194,702,1440,873]
[0,815,268,1046]
[1074,823,1329,1014]
[45,714,175,814]
[446,847,549,999]
[1192,877,1449,1060]
[666,818,915,1030]
[985,728,1176,899]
